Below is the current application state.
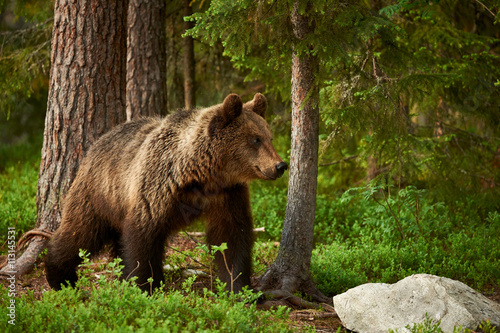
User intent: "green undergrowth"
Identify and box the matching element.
[389,314,498,333]
[0,138,40,245]
[1,139,499,332]
[251,182,500,295]
[0,255,296,333]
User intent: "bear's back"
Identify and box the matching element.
[69,110,201,211]
[89,117,162,163]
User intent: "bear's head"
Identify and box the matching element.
[209,93,288,183]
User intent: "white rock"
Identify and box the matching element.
[333,274,500,333]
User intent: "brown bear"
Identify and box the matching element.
[45,93,287,294]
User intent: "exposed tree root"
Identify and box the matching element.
[16,229,53,250]
[255,265,333,311]
[260,289,333,309]
[0,235,49,277]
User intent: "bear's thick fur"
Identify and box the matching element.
[45,93,287,293]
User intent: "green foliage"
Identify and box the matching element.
[249,153,499,296]
[0,0,54,24]
[389,313,445,333]
[0,254,293,333]
[322,0,500,206]
[187,0,385,101]
[0,138,40,247]
[251,185,288,239]
[0,1,52,118]
[478,320,499,333]
[252,241,280,276]
[309,185,500,295]
[191,0,500,212]
[388,314,498,333]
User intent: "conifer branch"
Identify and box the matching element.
[474,0,497,18]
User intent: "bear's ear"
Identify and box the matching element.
[251,93,267,118]
[209,94,243,137]
[221,93,243,124]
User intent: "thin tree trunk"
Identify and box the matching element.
[167,12,184,111]
[1,0,127,277]
[258,1,329,303]
[126,0,167,120]
[183,0,196,109]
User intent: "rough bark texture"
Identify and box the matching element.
[1,0,127,277]
[167,14,184,111]
[126,0,167,120]
[183,0,196,109]
[258,2,329,303]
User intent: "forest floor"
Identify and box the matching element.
[2,234,499,333]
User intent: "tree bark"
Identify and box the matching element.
[166,11,184,111]
[183,0,196,109]
[258,1,329,303]
[126,0,167,120]
[1,0,128,277]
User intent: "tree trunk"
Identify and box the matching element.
[166,12,184,111]
[258,1,329,304]
[1,0,128,277]
[183,0,196,109]
[126,0,167,120]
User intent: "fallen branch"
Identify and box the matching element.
[186,227,266,237]
[291,310,339,320]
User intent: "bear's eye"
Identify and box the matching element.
[252,137,262,148]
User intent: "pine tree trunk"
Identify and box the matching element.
[126,0,167,120]
[167,13,184,111]
[258,1,329,303]
[2,0,128,277]
[183,0,196,109]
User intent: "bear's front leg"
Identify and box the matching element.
[121,219,167,294]
[205,184,254,293]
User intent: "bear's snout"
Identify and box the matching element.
[275,161,288,178]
